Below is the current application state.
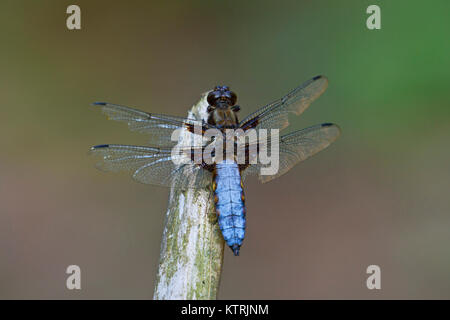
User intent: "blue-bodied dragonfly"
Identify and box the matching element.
[90,75,341,256]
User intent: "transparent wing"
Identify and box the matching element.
[93,102,208,147]
[89,144,212,189]
[239,75,328,131]
[241,123,341,183]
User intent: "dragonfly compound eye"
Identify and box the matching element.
[229,91,237,106]
[207,90,221,106]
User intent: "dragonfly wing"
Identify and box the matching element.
[93,102,207,146]
[239,75,328,131]
[241,123,341,183]
[89,144,212,189]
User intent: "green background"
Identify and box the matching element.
[1,0,449,298]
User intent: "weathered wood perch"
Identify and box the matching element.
[153,92,225,300]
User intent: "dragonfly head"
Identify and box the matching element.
[207,85,237,107]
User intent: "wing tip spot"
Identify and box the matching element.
[93,102,107,106]
[322,123,342,137]
[92,144,110,149]
[312,75,328,85]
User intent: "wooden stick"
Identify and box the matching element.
[153,92,225,300]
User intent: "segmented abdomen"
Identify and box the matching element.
[213,160,246,256]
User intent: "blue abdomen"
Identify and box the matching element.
[213,160,246,256]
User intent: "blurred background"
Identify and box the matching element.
[1,0,449,299]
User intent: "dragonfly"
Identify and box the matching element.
[90,75,341,256]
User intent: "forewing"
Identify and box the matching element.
[239,76,328,131]
[89,144,212,189]
[241,123,341,183]
[93,102,207,146]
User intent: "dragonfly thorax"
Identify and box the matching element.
[207,107,239,128]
